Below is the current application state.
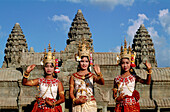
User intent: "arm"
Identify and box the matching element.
[69,75,87,105]
[112,80,125,102]
[22,64,39,86]
[54,81,65,105]
[136,61,152,85]
[112,80,118,99]
[93,65,104,85]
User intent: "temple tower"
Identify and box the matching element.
[132,24,157,68]
[67,9,93,46]
[2,23,28,68]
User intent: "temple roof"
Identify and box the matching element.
[20,52,61,66]
[136,67,170,81]
[0,68,22,81]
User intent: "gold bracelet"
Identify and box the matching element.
[147,67,152,71]
[23,74,30,78]
[59,91,64,95]
[147,70,152,74]
[98,74,103,80]
[24,71,30,76]
[73,98,77,104]
[70,84,74,88]
[112,88,118,91]
[31,80,34,86]
[97,72,102,76]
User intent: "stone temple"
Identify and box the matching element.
[0,9,170,112]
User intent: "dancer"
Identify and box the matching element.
[22,44,65,112]
[69,39,104,112]
[113,39,152,112]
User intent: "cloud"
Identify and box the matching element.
[158,9,170,35]
[148,27,170,67]
[89,0,134,10]
[109,46,120,53]
[66,0,82,3]
[127,14,149,43]
[150,18,159,25]
[0,26,7,39]
[48,14,72,32]
[120,23,124,27]
[66,0,134,10]
[148,27,166,47]
[51,14,72,23]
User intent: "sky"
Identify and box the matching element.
[0,0,169,67]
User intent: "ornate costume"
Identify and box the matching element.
[32,78,62,112]
[114,39,140,112]
[31,44,62,112]
[114,75,140,112]
[72,72,97,112]
[72,38,98,112]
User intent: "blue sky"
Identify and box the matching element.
[0,0,169,67]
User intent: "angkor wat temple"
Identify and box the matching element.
[0,9,170,112]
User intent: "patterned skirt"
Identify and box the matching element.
[72,100,97,112]
[114,96,140,112]
[32,98,62,112]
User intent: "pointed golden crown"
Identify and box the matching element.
[120,39,132,60]
[42,43,56,66]
[77,38,91,59]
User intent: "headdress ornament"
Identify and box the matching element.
[76,38,91,61]
[41,43,60,73]
[116,39,136,67]
[75,38,93,70]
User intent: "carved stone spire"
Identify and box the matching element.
[67,9,93,45]
[2,23,28,68]
[132,24,157,68]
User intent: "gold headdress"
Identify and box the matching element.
[120,39,132,60]
[76,38,91,61]
[41,43,56,66]
[117,39,136,67]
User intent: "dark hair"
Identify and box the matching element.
[77,56,90,72]
[43,63,58,78]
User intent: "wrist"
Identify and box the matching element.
[23,71,30,78]
[147,67,152,71]
[52,101,56,107]
[97,72,102,76]
[24,71,30,76]
[147,70,152,75]
[73,98,77,105]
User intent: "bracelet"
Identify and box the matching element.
[97,72,103,79]
[98,75,103,80]
[23,74,30,78]
[24,71,30,76]
[147,67,152,71]
[70,84,74,88]
[31,80,34,86]
[147,70,152,75]
[97,72,102,76]
[59,91,64,95]
[112,88,118,91]
[73,98,77,105]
